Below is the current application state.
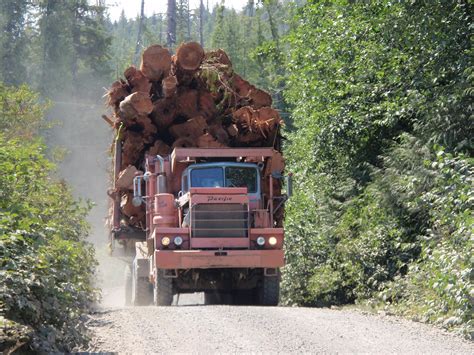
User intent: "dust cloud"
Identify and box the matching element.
[45,96,128,307]
[45,94,204,307]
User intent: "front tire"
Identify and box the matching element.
[258,275,280,306]
[153,270,173,306]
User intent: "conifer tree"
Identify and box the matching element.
[167,0,177,49]
[0,0,29,85]
[38,0,111,96]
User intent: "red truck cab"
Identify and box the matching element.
[112,147,290,306]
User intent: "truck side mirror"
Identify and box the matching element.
[132,176,143,206]
[285,174,293,198]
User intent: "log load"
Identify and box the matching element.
[105,42,284,229]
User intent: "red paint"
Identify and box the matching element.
[190,238,249,249]
[138,149,286,280]
[155,249,285,269]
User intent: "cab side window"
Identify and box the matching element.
[182,173,189,193]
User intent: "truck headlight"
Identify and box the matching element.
[161,237,171,246]
[268,237,277,246]
[174,236,183,246]
[256,236,265,246]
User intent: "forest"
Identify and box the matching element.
[0,0,472,351]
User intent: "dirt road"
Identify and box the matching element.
[85,294,472,353]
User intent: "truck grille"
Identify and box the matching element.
[191,204,248,238]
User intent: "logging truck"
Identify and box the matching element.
[110,141,291,306]
[105,42,288,305]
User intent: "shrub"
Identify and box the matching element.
[282,0,473,338]
[0,83,97,352]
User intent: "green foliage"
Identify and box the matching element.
[37,0,112,97]
[176,0,191,43]
[0,0,29,85]
[282,0,473,338]
[374,145,473,338]
[0,83,50,140]
[0,84,97,352]
[109,10,137,76]
[210,4,226,51]
[0,0,111,98]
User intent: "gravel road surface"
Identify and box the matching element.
[85,294,472,353]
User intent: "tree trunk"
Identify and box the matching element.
[124,66,151,94]
[133,0,145,66]
[150,98,177,130]
[162,75,178,97]
[169,116,207,138]
[119,92,154,121]
[167,0,176,50]
[175,41,204,71]
[186,1,191,41]
[159,13,163,44]
[199,0,204,46]
[106,80,129,109]
[140,45,172,81]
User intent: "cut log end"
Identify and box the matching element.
[119,92,154,121]
[162,75,178,98]
[172,137,196,149]
[169,116,208,139]
[205,49,232,67]
[150,98,176,130]
[124,66,152,94]
[249,88,272,109]
[140,45,172,81]
[106,80,129,108]
[176,42,205,71]
[146,140,171,157]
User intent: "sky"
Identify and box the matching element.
[106,0,246,21]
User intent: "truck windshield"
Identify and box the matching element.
[225,167,257,193]
[190,166,258,193]
[191,167,224,188]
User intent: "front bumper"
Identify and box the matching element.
[155,249,284,269]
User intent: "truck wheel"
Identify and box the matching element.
[153,270,173,306]
[205,292,232,305]
[204,292,219,305]
[232,290,253,305]
[124,265,132,306]
[132,263,152,306]
[258,275,280,306]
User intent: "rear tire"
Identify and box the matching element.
[204,291,233,305]
[153,270,173,306]
[258,275,280,306]
[132,262,152,306]
[232,290,254,305]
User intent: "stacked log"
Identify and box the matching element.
[105,42,284,229]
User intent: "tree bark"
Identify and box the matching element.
[167,0,177,50]
[162,75,178,98]
[199,0,204,46]
[124,66,152,94]
[119,92,154,121]
[140,45,172,81]
[176,41,204,71]
[133,0,145,65]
